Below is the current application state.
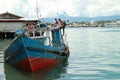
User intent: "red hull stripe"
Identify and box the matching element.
[14,57,59,71]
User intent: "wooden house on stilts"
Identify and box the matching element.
[0,12,39,39]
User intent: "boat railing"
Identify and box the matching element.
[27,25,61,38]
[28,25,61,32]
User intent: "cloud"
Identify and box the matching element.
[0,0,120,18]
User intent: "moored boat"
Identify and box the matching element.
[4,23,69,72]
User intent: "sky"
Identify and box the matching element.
[0,0,120,18]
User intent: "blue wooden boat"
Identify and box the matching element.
[4,23,69,72]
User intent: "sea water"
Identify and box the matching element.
[0,27,120,80]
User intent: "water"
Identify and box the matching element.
[1,27,120,80]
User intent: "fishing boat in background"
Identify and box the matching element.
[4,22,69,72]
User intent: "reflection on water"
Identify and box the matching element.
[0,39,12,80]
[2,39,69,80]
[4,60,68,80]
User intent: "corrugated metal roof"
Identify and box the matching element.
[0,18,39,22]
[0,12,23,19]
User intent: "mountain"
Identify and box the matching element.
[42,15,120,23]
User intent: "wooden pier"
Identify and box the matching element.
[0,32,14,39]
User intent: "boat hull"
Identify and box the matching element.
[14,57,59,71]
[4,37,69,71]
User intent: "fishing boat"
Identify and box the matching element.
[4,22,69,72]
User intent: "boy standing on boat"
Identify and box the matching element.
[52,18,66,35]
[52,18,58,27]
[58,18,66,35]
